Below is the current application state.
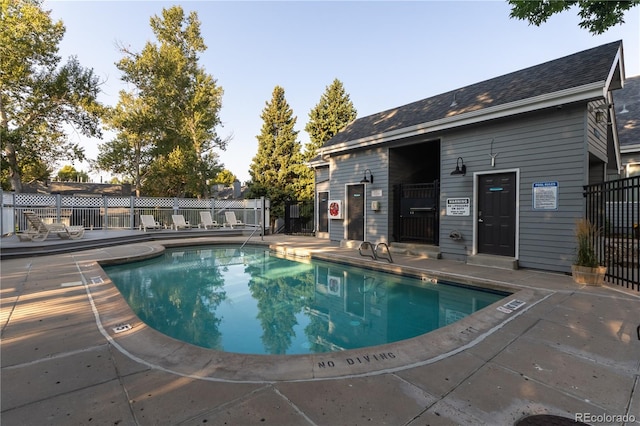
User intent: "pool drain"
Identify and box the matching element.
[113,323,132,333]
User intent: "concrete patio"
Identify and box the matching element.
[1,233,638,425]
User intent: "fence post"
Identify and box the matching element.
[261,196,265,240]
[103,195,109,230]
[55,193,62,222]
[130,196,135,230]
[0,189,7,236]
[12,192,16,234]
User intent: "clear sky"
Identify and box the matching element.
[45,0,640,184]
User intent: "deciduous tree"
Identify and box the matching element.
[111,5,226,197]
[508,0,640,34]
[56,165,88,182]
[214,169,237,186]
[0,0,104,192]
[97,92,156,196]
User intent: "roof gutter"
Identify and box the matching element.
[621,144,640,154]
[306,158,329,168]
[322,82,606,155]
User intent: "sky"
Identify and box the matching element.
[45,0,640,184]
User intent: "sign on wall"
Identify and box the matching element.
[532,181,559,210]
[328,200,343,219]
[446,198,470,216]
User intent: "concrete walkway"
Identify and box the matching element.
[1,235,639,425]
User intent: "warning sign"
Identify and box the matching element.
[446,198,470,216]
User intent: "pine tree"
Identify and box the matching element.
[248,86,302,222]
[294,79,357,201]
[304,78,357,161]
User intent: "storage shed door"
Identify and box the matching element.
[347,184,365,241]
[477,173,516,257]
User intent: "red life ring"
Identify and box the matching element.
[329,202,340,217]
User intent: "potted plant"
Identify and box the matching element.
[572,219,607,285]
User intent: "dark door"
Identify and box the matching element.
[478,173,516,256]
[347,184,365,241]
[318,192,328,233]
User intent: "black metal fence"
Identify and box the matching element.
[393,182,440,244]
[284,199,314,235]
[584,176,639,291]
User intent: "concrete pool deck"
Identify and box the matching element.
[1,234,639,425]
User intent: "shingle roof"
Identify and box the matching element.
[614,75,640,148]
[324,41,622,148]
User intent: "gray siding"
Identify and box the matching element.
[328,149,388,243]
[439,106,588,272]
[587,100,609,162]
[315,166,330,184]
[323,105,597,273]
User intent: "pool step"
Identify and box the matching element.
[389,243,441,259]
[466,254,519,270]
[341,240,439,260]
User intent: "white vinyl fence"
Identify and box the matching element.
[1,191,269,236]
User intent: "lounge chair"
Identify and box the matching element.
[171,214,193,230]
[199,211,221,229]
[225,211,246,228]
[140,215,163,231]
[19,211,85,241]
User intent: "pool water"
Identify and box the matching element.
[104,245,508,355]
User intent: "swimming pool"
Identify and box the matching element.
[104,245,508,355]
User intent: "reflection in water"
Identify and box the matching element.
[105,246,507,355]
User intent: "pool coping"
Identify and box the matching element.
[81,240,547,383]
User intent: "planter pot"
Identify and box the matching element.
[571,265,607,286]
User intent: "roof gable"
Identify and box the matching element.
[614,75,640,149]
[324,41,623,150]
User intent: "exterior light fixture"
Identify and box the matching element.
[450,157,466,176]
[360,169,374,184]
[591,103,612,123]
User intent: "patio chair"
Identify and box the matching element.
[19,211,85,242]
[199,211,221,229]
[224,211,246,228]
[140,215,163,231]
[171,214,193,230]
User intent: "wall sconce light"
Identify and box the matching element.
[360,169,374,184]
[595,110,606,123]
[450,157,466,176]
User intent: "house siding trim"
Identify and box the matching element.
[603,47,625,94]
